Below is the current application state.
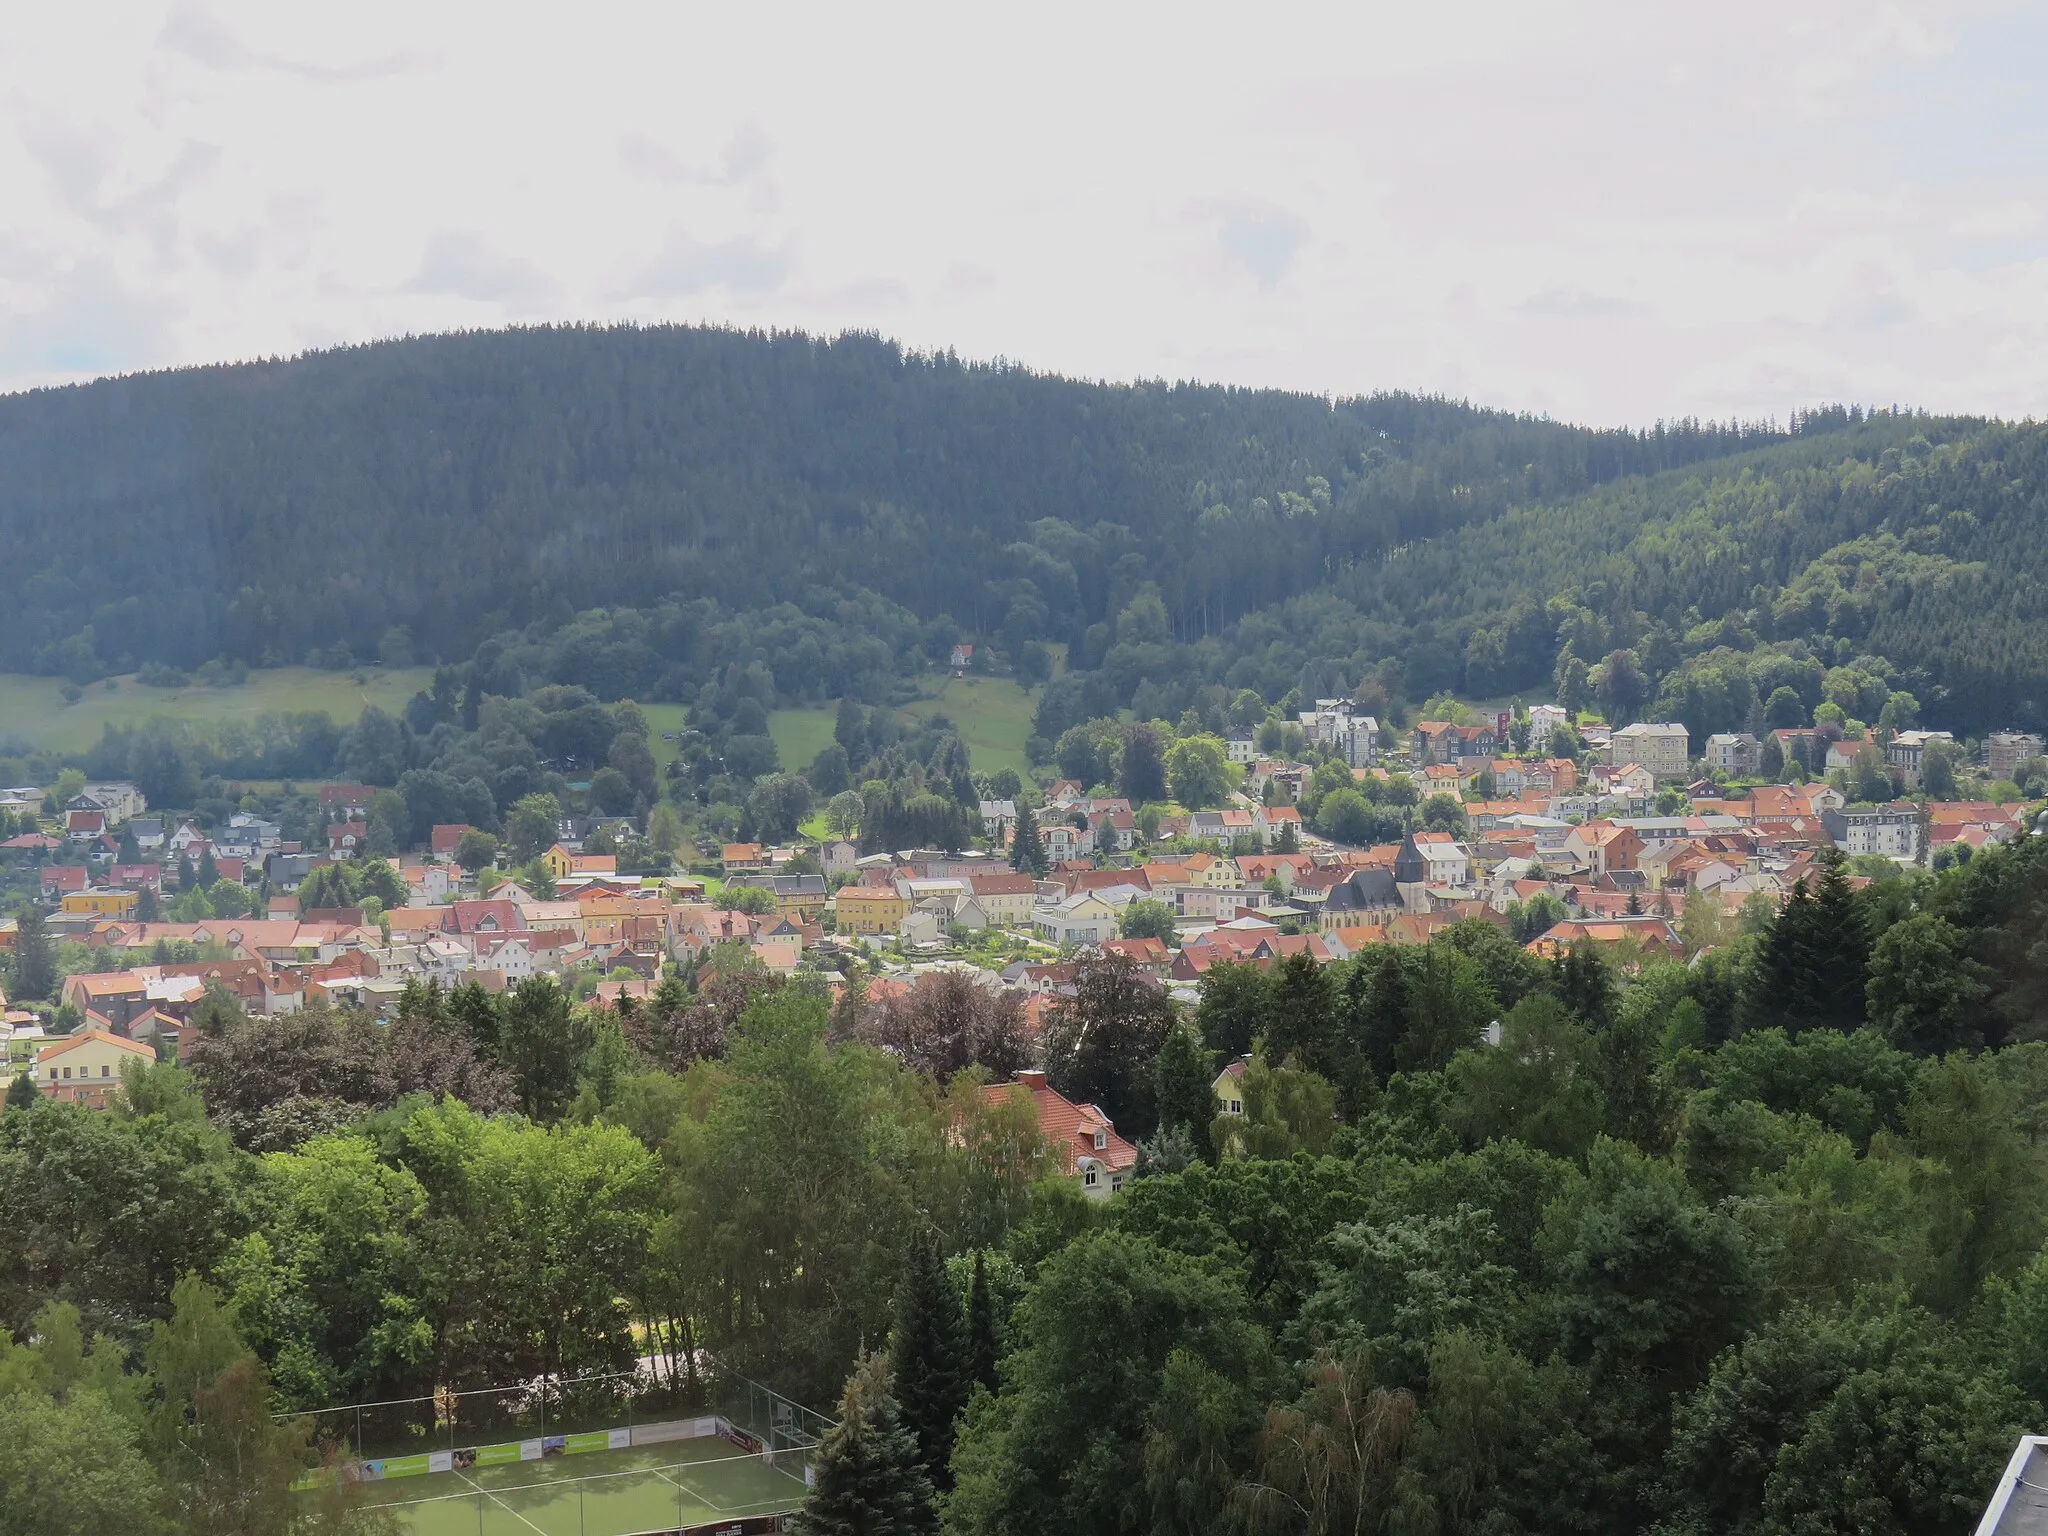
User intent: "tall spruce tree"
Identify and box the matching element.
[967,1252,999,1396]
[890,1231,969,1489]
[10,904,54,1003]
[791,1352,938,1536]
[1008,799,1044,875]
[1805,848,1871,1033]
[1356,945,1410,1086]
[1152,1021,1219,1163]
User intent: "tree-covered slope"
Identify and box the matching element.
[0,324,1791,677]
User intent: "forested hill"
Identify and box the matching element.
[4,322,2045,733]
[0,324,1792,672]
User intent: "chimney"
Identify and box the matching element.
[1016,1069,1046,1091]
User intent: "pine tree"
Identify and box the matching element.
[6,1071,38,1111]
[198,847,218,888]
[1008,799,1044,875]
[1152,1021,1219,1162]
[1804,848,1871,1033]
[10,904,54,1003]
[790,1352,937,1536]
[890,1231,969,1489]
[1749,877,1816,1033]
[1356,945,1409,1086]
[966,1252,999,1396]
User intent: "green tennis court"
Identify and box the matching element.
[354,1438,807,1536]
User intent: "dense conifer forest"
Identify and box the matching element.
[10,324,2042,733]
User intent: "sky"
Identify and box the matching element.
[3,0,2047,426]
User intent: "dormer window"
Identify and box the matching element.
[1093,1127,1107,1151]
[1084,1167,1098,1187]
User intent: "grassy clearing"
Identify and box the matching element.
[767,707,838,775]
[0,668,437,755]
[900,675,1038,779]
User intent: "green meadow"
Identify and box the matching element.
[0,668,436,755]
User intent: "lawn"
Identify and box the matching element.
[899,675,1038,779]
[353,1438,806,1536]
[650,679,1036,783]
[0,668,435,755]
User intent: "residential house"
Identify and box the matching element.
[430,824,473,860]
[320,784,377,815]
[108,863,163,893]
[1886,730,1955,789]
[1212,1056,1250,1117]
[983,1069,1138,1198]
[1298,699,1379,767]
[968,872,1038,928]
[1040,821,1094,862]
[1822,805,1923,861]
[65,809,106,843]
[1607,722,1692,780]
[62,889,139,919]
[215,814,282,860]
[1527,704,1569,740]
[1704,732,1761,776]
[729,872,830,921]
[326,821,368,856]
[167,821,207,860]
[1412,721,1498,764]
[1525,915,1683,961]
[1988,732,2047,781]
[39,865,88,900]
[820,839,860,878]
[37,1030,156,1108]
[1034,892,1119,947]
[979,800,1018,839]
[721,843,769,874]
[69,782,147,825]
[835,886,909,936]
[127,818,166,853]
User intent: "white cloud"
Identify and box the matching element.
[0,0,2043,424]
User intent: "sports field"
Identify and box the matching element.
[354,1438,805,1536]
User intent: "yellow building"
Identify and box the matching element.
[834,887,908,936]
[37,1029,156,1109]
[61,889,139,918]
[542,843,575,882]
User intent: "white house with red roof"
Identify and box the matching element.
[983,1069,1137,1198]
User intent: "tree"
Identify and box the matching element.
[1007,798,1045,875]
[1042,954,1177,1141]
[7,1070,40,1111]
[1865,912,1991,1054]
[858,972,1030,1083]
[1118,899,1177,944]
[1230,1348,1416,1536]
[10,903,55,1002]
[891,1231,970,1489]
[1152,1022,1218,1162]
[505,793,562,862]
[1315,787,1375,844]
[1445,993,1604,1161]
[1120,725,1169,806]
[0,1383,167,1536]
[453,827,501,873]
[1212,1052,1339,1161]
[1165,735,1236,809]
[945,1231,1273,1536]
[1195,962,1270,1059]
[967,1252,1000,1396]
[827,790,865,842]
[497,977,595,1121]
[789,1352,937,1536]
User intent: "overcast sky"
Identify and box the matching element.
[3,1,2045,425]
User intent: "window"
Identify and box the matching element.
[1229,1098,1242,1114]
[1093,1128,1106,1150]
[101,1064,111,1077]
[1083,1167,1097,1187]
[62,1066,72,1079]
